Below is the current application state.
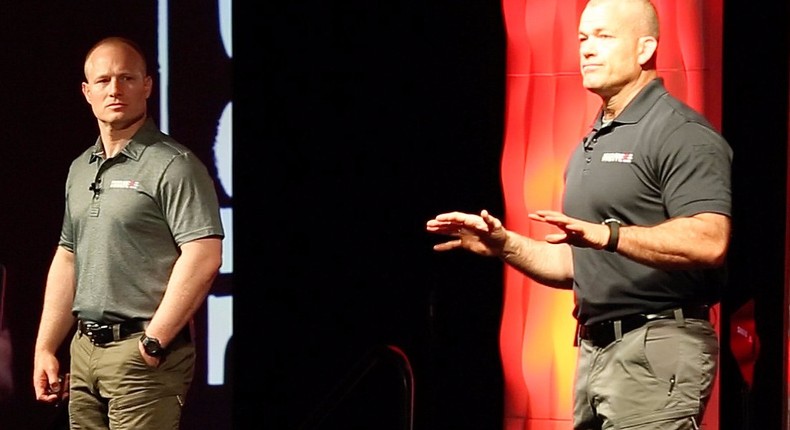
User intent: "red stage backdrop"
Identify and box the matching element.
[498,1,724,428]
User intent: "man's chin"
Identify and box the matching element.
[103,113,145,130]
[582,81,604,94]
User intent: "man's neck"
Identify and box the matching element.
[601,71,658,120]
[99,115,146,158]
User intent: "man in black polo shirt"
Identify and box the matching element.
[426,0,731,428]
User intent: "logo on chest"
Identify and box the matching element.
[601,152,634,163]
[109,180,141,190]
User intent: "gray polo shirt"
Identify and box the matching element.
[563,78,732,325]
[60,118,225,323]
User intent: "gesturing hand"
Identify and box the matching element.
[426,209,509,257]
[528,210,609,250]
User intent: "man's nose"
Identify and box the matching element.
[580,43,593,58]
[108,78,123,95]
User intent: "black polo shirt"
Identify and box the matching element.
[563,78,732,325]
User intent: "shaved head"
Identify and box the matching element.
[84,36,148,80]
[587,0,660,40]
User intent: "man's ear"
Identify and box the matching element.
[637,36,658,66]
[81,82,91,103]
[144,75,153,100]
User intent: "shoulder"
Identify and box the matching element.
[642,93,727,150]
[131,126,201,167]
[659,94,716,130]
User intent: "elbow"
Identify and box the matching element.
[211,258,222,274]
[686,213,731,268]
[701,241,729,268]
[709,248,728,268]
[204,237,224,273]
[210,253,223,274]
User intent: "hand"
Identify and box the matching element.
[33,354,68,404]
[528,210,609,249]
[426,209,508,257]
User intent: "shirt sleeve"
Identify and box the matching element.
[158,151,225,246]
[658,122,733,218]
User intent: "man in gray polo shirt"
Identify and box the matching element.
[33,36,224,429]
[426,0,731,428]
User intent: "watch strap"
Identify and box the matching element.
[604,218,621,252]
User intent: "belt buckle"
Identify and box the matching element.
[83,322,113,345]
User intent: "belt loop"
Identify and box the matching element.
[613,320,623,342]
[574,322,580,347]
[112,324,121,341]
[673,308,686,327]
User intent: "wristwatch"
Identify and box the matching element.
[140,334,165,357]
[603,218,622,252]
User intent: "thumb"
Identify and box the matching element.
[48,373,63,393]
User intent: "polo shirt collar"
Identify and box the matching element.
[88,117,160,164]
[594,78,668,129]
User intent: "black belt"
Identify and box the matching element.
[577,305,710,348]
[78,319,150,345]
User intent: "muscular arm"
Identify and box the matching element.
[144,237,223,348]
[616,212,730,269]
[33,246,77,402]
[534,210,730,270]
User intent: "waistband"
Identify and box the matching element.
[577,305,710,348]
[78,319,150,345]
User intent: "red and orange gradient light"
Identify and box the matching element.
[498,1,724,429]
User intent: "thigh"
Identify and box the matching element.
[69,331,110,430]
[591,319,718,430]
[101,336,196,430]
[574,342,603,430]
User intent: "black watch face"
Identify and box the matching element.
[143,336,163,356]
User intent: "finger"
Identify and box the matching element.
[545,232,569,243]
[427,217,458,225]
[33,374,49,398]
[437,212,486,229]
[433,212,467,222]
[433,240,461,251]
[426,220,446,228]
[427,219,464,229]
[459,215,488,230]
[42,372,63,396]
[35,385,57,402]
[486,212,501,228]
[527,213,546,222]
[48,377,61,395]
[37,393,57,403]
[427,226,462,237]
